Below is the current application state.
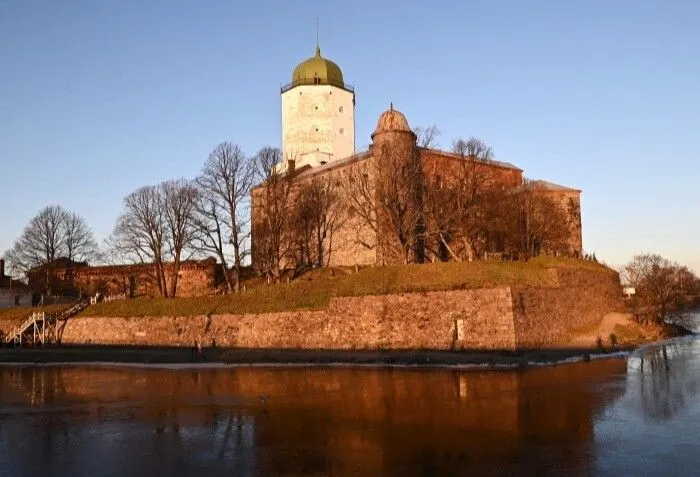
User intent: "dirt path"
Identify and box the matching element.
[569,312,635,347]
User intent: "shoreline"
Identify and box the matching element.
[0,345,637,368]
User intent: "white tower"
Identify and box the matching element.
[281,45,355,170]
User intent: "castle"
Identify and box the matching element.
[24,44,583,300]
[251,45,582,272]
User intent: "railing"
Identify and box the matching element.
[281,79,354,94]
[4,300,89,346]
[5,312,44,346]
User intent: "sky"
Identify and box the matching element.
[1,0,699,273]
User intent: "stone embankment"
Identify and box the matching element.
[57,268,622,350]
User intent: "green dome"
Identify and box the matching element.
[291,46,344,87]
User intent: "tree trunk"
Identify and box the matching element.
[232,237,242,293]
[440,234,462,262]
[169,254,181,298]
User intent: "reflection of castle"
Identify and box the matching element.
[0,362,625,475]
[254,45,583,268]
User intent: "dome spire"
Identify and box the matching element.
[315,17,320,56]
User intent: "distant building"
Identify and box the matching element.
[0,259,32,308]
[27,258,223,299]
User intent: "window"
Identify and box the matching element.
[315,127,319,132]
[339,106,344,113]
[315,106,318,110]
[339,128,344,135]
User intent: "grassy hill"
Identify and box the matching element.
[0,304,73,334]
[80,257,613,318]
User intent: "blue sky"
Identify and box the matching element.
[1,0,698,272]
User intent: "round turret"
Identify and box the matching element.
[371,104,416,140]
[291,46,344,88]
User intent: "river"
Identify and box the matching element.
[1,314,699,476]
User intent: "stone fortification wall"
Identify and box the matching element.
[512,268,623,348]
[58,267,622,350]
[60,287,517,350]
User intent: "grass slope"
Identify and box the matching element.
[0,304,73,334]
[81,257,611,318]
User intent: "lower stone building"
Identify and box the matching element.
[28,258,222,299]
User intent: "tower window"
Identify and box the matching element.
[315,128,319,132]
[315,106,318,110]
[339,106,344,113]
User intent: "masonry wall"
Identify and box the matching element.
[512,268,623,348]
[61,287,516,350]
[36,259,219,299]
[58,268,622,350]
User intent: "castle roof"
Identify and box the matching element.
[372,104,413,138]
[420,147,522,172]
[289,46,345,89]
[293,150,372,180]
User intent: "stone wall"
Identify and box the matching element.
[59,267,622,350]
[512,268,623,348]
[60,287,517,350]
[31,259,219,299]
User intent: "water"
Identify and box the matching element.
[1,320,699,476]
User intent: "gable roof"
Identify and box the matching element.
[293,150,372,180]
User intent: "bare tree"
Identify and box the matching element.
[111,180,197,298]
[413,125,441,148]
[290,177,344,269]
[112,185,169,297]
[451,136,493,160]
[3,205,97,294]
[623,254,695,323]
[251,147,294,282]
[342,142,424,264]
[513,182,571,259]
[62,211,99,264]
[193,142,253,292]
[161,179,198,297]
[424,137,497,261]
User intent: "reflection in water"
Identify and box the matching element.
[3,339,700,476]
[627,339,700,420]
[0,361,627,476]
